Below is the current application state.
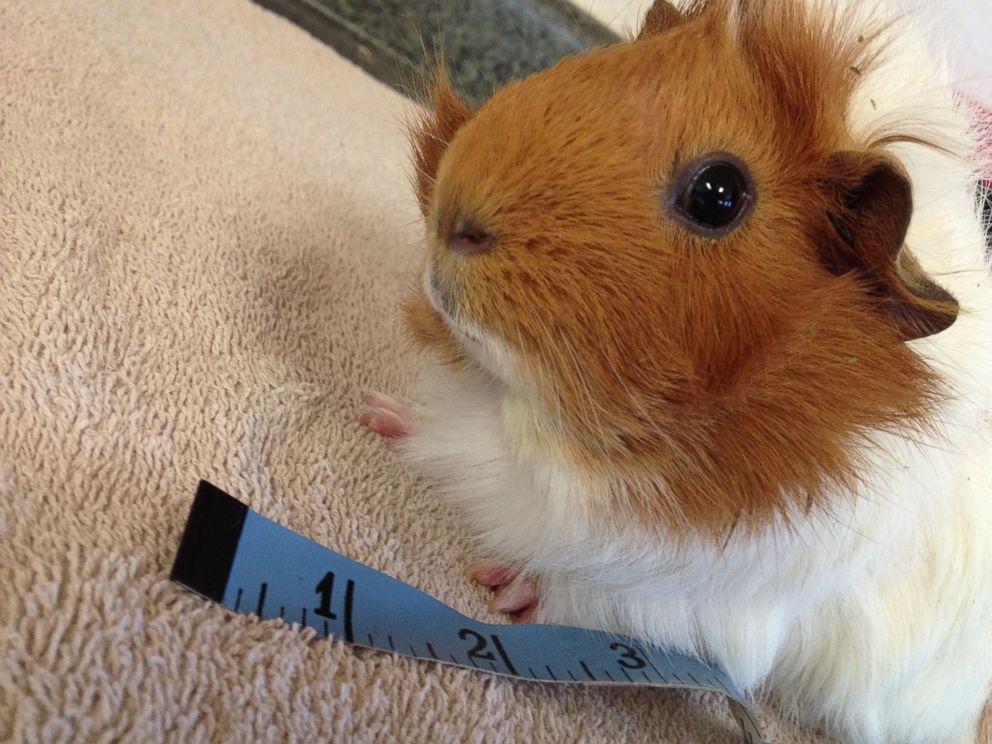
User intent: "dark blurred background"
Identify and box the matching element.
[251,0,618,105]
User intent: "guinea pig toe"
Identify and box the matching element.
[489,577,540,621]
[359,391,414,438]
[362,391,406,415]
[467,562,519,588]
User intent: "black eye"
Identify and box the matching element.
[672,156,753,236]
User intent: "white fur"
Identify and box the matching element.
[401,3,992,742]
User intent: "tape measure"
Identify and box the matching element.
[169,481,768,744]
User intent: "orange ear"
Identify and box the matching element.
[638,1,701,37]
[411,76,473,217]
[821,153,959,340]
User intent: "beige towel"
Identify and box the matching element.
[1,0,987,741]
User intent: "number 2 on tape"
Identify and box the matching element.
[170,481,768,744]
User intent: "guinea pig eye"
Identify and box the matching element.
[671,155,754,236]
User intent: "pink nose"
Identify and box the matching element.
[447,219,496,255]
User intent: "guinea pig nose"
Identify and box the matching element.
[447,218,496,255]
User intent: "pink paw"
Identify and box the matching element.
[359,391,414,439]
[469,562,540,623]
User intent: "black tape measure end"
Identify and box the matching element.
[170,480,248,603]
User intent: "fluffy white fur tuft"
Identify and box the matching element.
[400,2,992,742]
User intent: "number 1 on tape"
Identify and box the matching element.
[170,481,768,744]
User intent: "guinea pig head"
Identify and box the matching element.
[406,0,959,537]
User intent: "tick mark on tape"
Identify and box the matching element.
[426,642,439,659]
[343,579,355,643]
[489,634,519,675]
[546,665,557,680]
[580,661,596,681]
[637,645,664,679]
[255,582,268,617]
[388,635,395,651]
[235,588,243,611]
[567,669,577,681]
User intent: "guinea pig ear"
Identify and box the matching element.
[637,1,687,37]
[411,76,473,217]
[822,152,959,341]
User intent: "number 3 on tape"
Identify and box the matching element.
[170,481,768,744]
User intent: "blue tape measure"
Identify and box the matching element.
[169,481,768,744]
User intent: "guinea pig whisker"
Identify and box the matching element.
[515,321,564,427]
[601,344,673,449]
[560,334,615,461]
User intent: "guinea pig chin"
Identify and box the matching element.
[422,263,518,382]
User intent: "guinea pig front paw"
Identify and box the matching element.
[468,562,540,624]
[359,391,414,439]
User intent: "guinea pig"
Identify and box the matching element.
[360,1,992,741]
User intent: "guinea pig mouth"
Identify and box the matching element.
[427,265,457,317]
[424,264,482,344]
[423,265,522,385]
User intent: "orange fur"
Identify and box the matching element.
[403,287,469,372]
[406,0,957,537]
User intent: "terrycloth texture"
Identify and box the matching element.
[0,1,987,743]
